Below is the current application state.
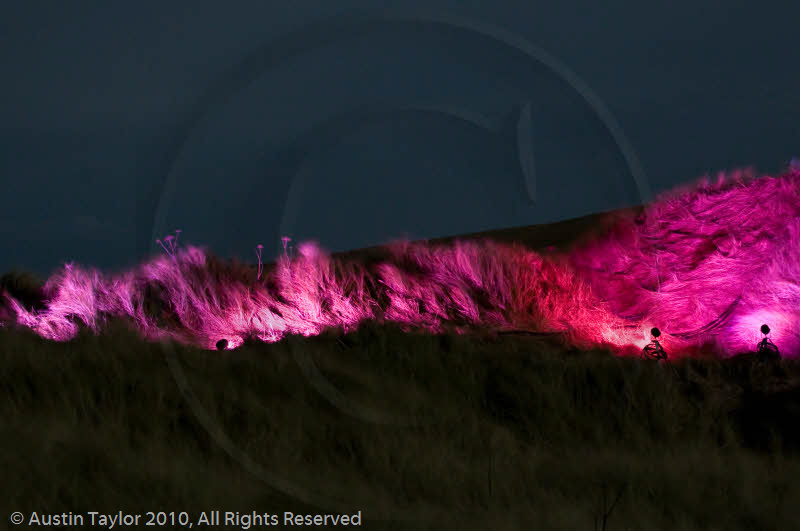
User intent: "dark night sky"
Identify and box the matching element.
[1,0,798,277]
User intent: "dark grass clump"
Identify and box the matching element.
[2,321,800,530]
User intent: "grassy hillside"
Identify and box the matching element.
[3,210,800,530]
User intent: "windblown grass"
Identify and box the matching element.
[3,165,799,358]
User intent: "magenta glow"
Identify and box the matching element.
[2,165,799,358]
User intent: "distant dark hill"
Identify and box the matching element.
[333,206,642,261]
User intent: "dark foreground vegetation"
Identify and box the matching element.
[2,318,800,530]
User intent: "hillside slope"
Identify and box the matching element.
[3,197,800,529]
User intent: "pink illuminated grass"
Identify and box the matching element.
[2,164,799,357]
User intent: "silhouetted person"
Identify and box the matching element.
[756,324,780,360]
[642,327,668,360]
[216,338,228,351]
